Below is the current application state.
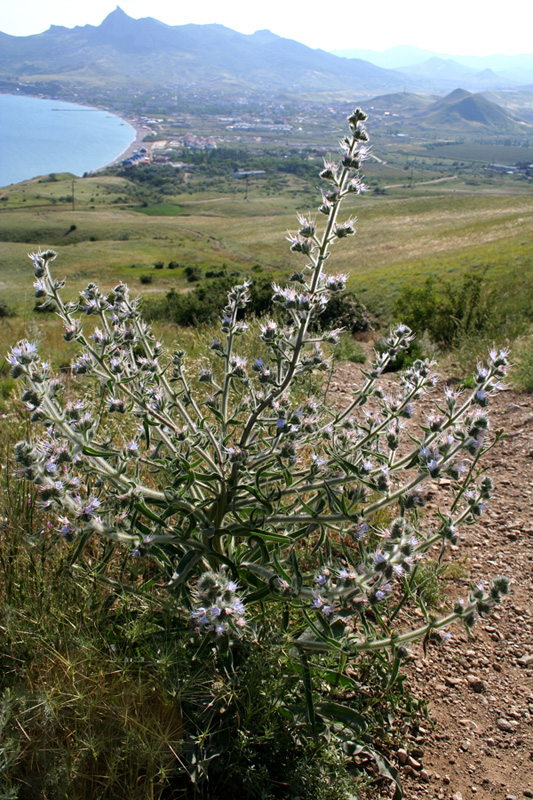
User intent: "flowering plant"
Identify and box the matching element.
[10,109,509,789]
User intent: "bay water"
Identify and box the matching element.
[0,94,136,187]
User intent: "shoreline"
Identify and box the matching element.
[93,115,148,172]
[0,91,148,179]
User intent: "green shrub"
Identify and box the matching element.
[394,273,493,347]
[318,291,373,334]
[185,270,202,283]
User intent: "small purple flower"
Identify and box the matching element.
[475,390,488,406]
[191,607,209,626]
[231,599,246,617]
[356,522,369,540]
[77,496,101,521]
[338,568,350,580]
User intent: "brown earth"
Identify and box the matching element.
[329,358,533,800]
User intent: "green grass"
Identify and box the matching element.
[134,203,186,216]
[416,142,533,164]
[512,335,533,392]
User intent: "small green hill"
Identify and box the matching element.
[422,89,529,133]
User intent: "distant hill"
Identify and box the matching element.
[394,58,515,93]
[0,7,405,96]
[482,88,533,124]
[332,46,533,87]
[365,88,530,135]
[333,46,445,69]
[422,89,526,132]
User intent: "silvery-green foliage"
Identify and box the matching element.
[10,109,509,671]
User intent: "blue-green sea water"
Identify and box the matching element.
[0,94,136,187]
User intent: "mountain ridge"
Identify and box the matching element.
[0,7,405,95]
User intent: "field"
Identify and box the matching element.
[0,164,532,361]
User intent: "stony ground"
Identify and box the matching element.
[329,358,533,800]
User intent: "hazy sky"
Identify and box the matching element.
[1,0,531,56]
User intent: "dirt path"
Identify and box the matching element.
[329,360,533,800]
[383,175,459,190]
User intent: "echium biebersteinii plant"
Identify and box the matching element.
[11,109,509,747]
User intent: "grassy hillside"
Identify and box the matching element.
[0,169,531,364]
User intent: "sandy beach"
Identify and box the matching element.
[96,115,149,171]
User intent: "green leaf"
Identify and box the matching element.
[319,668,360,691]
[167,550,202,588]
[315,701,367,734]
[69,529,94,565]
[81,444,118,458]
[300,652,318,742]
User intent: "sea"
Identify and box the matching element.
[0,93,136,187]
